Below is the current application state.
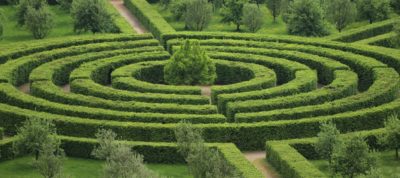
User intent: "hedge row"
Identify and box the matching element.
[0,135,263,178]
[0,83,225,124]
[30,81,217,115]
[0,39,161,86]
[356,32,397,48]
[326,18,399,42]
[236,68,400,122]
[230,70,358,122]
[210,60,277,104]
[0,34,153,64]
[111,61,202,95]
[0,127,3,140]
[265,128,388,178]
[124,0,175,40]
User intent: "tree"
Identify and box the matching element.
[220,0,248,31]
[91,129,118,160]
[379,114,400,159]
[164,40,216,85]
[13,118,57,160]
[330,135,376,178]
[266,0,282,22]
[175,122,239,178]
[25,5,53,39]
[392,0,400,14]
[16,0,46,26]
[251,0,266,7]
[357,0,391,24]
[326,0,357,32]
[103,143,159,178]
[185,0,212,31]
[211,0,224,11]
[285,0,329,37]
[56,0,73,12]
[160,0,171,9]
[242,3,264,32]
[70,0,119,34]
[171,0,188,21]
[314,122,342,162]
[34,138,65,178]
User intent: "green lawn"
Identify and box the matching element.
[310,151,400,178]
[0,156,192,178]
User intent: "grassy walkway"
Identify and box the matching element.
[0,156,192,178]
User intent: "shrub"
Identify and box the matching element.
[242,3,264,32]
[34,138,65,178]
[25,5,54,39]
[285,0,329,36]
[16,0,46,26]
[56,0,72,11]
[70,0,119,33]
[379,114,400,159]
[314,122,342,162]
[164,40,216,85]
[185,0,212,31]
[91,129,117,160]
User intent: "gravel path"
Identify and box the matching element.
[61,84,70,93]
[18,83,30,94]
[244,151,280,178]
[110,0,148,34]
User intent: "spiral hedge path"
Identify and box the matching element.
[0,1,399,177]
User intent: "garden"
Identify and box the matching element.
[0,0,399,177]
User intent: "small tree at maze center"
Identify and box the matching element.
[379,114,400,159]
[164,40,216,85]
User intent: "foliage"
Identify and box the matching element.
[220,0,248,31]
[379,114,400,159]
[326,0,357,32]
[185,0,212,31]
[164,40,216,85]
[91,129,118,160]
[16,0,46,26]
[266,0,282,22]
[70,0,119,34]
[170,0,188,21]
[13,118,57,160]
[0,10,3,38]
[25,5,53,39]
[174,121,239,178]
[330,135,376,178]
[391,21,400,48]
[356,0,392,24]
[314,121,342,162]
[160,0,170,9]
[392,0,400,14]
[103,143,159,178]
[242,3,264,32]
[56,0,73,12]
[285,0,329,36]
[34,138,65,178]
[211,0,224,11]
[250,0,266,7]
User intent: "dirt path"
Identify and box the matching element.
[18,83,30,94]
[244,151,280,178]
[201,86,211,97]
[61,84,70,93]
[110,0,148,34]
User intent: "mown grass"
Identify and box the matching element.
[310,151,400,178]
[0,156,192,178]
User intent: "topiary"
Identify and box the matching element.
[164,40,216,85]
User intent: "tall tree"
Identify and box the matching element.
[266,0,282,22]
[243,3,264,32]
[220,0,248,31]
[175,121,239,178]
[314,122,342,162]
[285,0,329,36]
[379,114,400,159]
[70,0,119,33]
[357,0,391,24]
[16,0,46,26]
[185,0,212,31]
[25,5,54,39]
[326,0,357,32]
[34,138,65,178]
[13,118,57,160]
[330,135,376,178]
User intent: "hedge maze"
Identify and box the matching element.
[0,0,399,177]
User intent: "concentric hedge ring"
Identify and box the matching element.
[0,32,399,151]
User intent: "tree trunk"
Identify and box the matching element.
[35,150,39,160]
[236,24,240,31]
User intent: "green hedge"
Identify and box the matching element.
[124,0,175,40]
[231,70,358,122]
[0,127,3,140]
[236,68,400,122]
[111,61,202,95]
[326,18,399,42]
[356,32,397,48]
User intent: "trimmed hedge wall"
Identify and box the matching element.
[124,0,175,40]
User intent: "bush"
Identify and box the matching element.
[71,0,119,33]
[56,0,72,11]
[25,5,54,39]
[242,3,264,32]
[185,0,212,31]
[378,114,400,159]
[285,0,329,36]
[16,0,46,26]
[164,40,216,85]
